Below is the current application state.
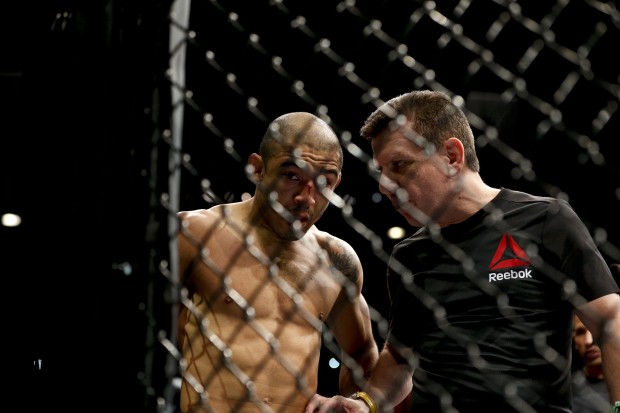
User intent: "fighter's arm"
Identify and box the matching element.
[329,291,378,395]
[177,210,206,285]
[575,292,620,402]
[325,238,379,395]
[176,209,211,348]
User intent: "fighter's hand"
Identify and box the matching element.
[305,393,369,413]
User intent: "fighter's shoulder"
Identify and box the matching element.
[312,228,360,262]
[178,207,212,225]
[310,229,363,285]
[184,201,248,217]
[177,204,237,230]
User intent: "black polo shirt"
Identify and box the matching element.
[386,188,619,413]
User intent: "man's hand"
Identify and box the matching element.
[305,394,370,413]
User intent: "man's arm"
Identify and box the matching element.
[305,342,415,413]
[361,342,414,412]
[575,292,620,402]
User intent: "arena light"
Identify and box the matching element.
[1,213,22,227]
[387,226,406,240]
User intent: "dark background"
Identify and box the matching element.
[2,1,619,412]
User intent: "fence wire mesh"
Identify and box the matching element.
[137,1,620,412]
[16,1,619,412]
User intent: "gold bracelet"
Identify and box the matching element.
[349,391,377,413]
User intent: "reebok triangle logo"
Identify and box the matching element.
[489,233,531,270]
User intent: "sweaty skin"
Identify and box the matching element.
[178,112,377,413]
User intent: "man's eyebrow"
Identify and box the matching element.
[279,160,300,169]
[320,168,340,177]
[279,160,339,176]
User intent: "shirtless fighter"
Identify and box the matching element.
[177,112,379,413]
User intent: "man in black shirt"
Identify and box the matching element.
[305,90,620,413]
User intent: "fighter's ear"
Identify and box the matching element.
[444,137,464,176]
[247,153,264,183]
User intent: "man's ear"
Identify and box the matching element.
[247,153,264,184]
[444,137,464,177]
[334,173,342,190]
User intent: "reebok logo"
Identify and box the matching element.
[489,233,531,270]
[489,268,532,282]
[488,233,532,283]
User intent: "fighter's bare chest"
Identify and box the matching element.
[192,244,341,318]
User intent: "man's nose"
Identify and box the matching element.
[295,180,316,206]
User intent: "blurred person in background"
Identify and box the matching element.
[572,263,620,413]
[572,313,610,413]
